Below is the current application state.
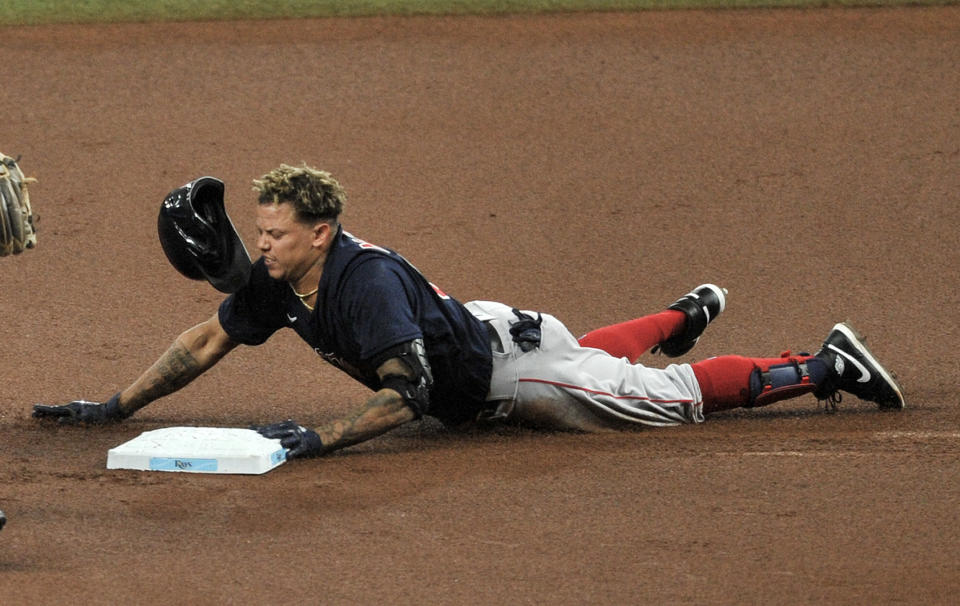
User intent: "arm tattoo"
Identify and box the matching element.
[314,390,411,455]
[127,341,203,409]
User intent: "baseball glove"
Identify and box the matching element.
[0,152,38,256]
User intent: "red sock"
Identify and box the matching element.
[690,356,755,413]
[691,354,818,414]
[578,310,686,362]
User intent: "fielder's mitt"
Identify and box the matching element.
[0,152,38,256]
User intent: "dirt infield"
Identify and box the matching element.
[2,7,959,604]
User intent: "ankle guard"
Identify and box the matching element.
[747,355,825,408]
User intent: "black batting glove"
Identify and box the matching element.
[253,419,325,459]
[32,392,128,425]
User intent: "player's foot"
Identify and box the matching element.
[813,322,905,409]
[654,284,727,357]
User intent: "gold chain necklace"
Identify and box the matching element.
[290,284,319,311]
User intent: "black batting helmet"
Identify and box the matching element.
[158,176,251,293]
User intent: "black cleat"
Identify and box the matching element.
[654,284,727,357]
[814,322,905,409]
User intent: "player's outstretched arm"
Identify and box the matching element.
[254,357,419,458]
[33,312,238,424]
[119,312,238,414]
[314,387,417,455]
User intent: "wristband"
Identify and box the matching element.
[103,392,129,420]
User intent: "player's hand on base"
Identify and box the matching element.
[32,393,128,425]
[253,419,324,459]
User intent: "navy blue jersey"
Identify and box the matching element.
[218,226,492,426]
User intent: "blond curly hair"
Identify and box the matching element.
[252,163,346,223]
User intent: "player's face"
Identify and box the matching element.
[254,202,327,283]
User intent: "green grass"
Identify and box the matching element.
[1,0,955,25]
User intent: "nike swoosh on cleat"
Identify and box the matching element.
[827,343,871,383]
[287,314,298,323]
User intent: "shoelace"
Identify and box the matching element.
[819,391,842,413]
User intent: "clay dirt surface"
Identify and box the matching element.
[1,7,959,605]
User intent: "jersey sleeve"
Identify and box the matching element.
[218,260,286,345]
[340,258,424,363]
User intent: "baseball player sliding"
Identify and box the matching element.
[33,165,904,458]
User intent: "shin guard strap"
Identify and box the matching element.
[748,360,816,408]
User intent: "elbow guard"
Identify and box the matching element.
[377,339,434,418]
